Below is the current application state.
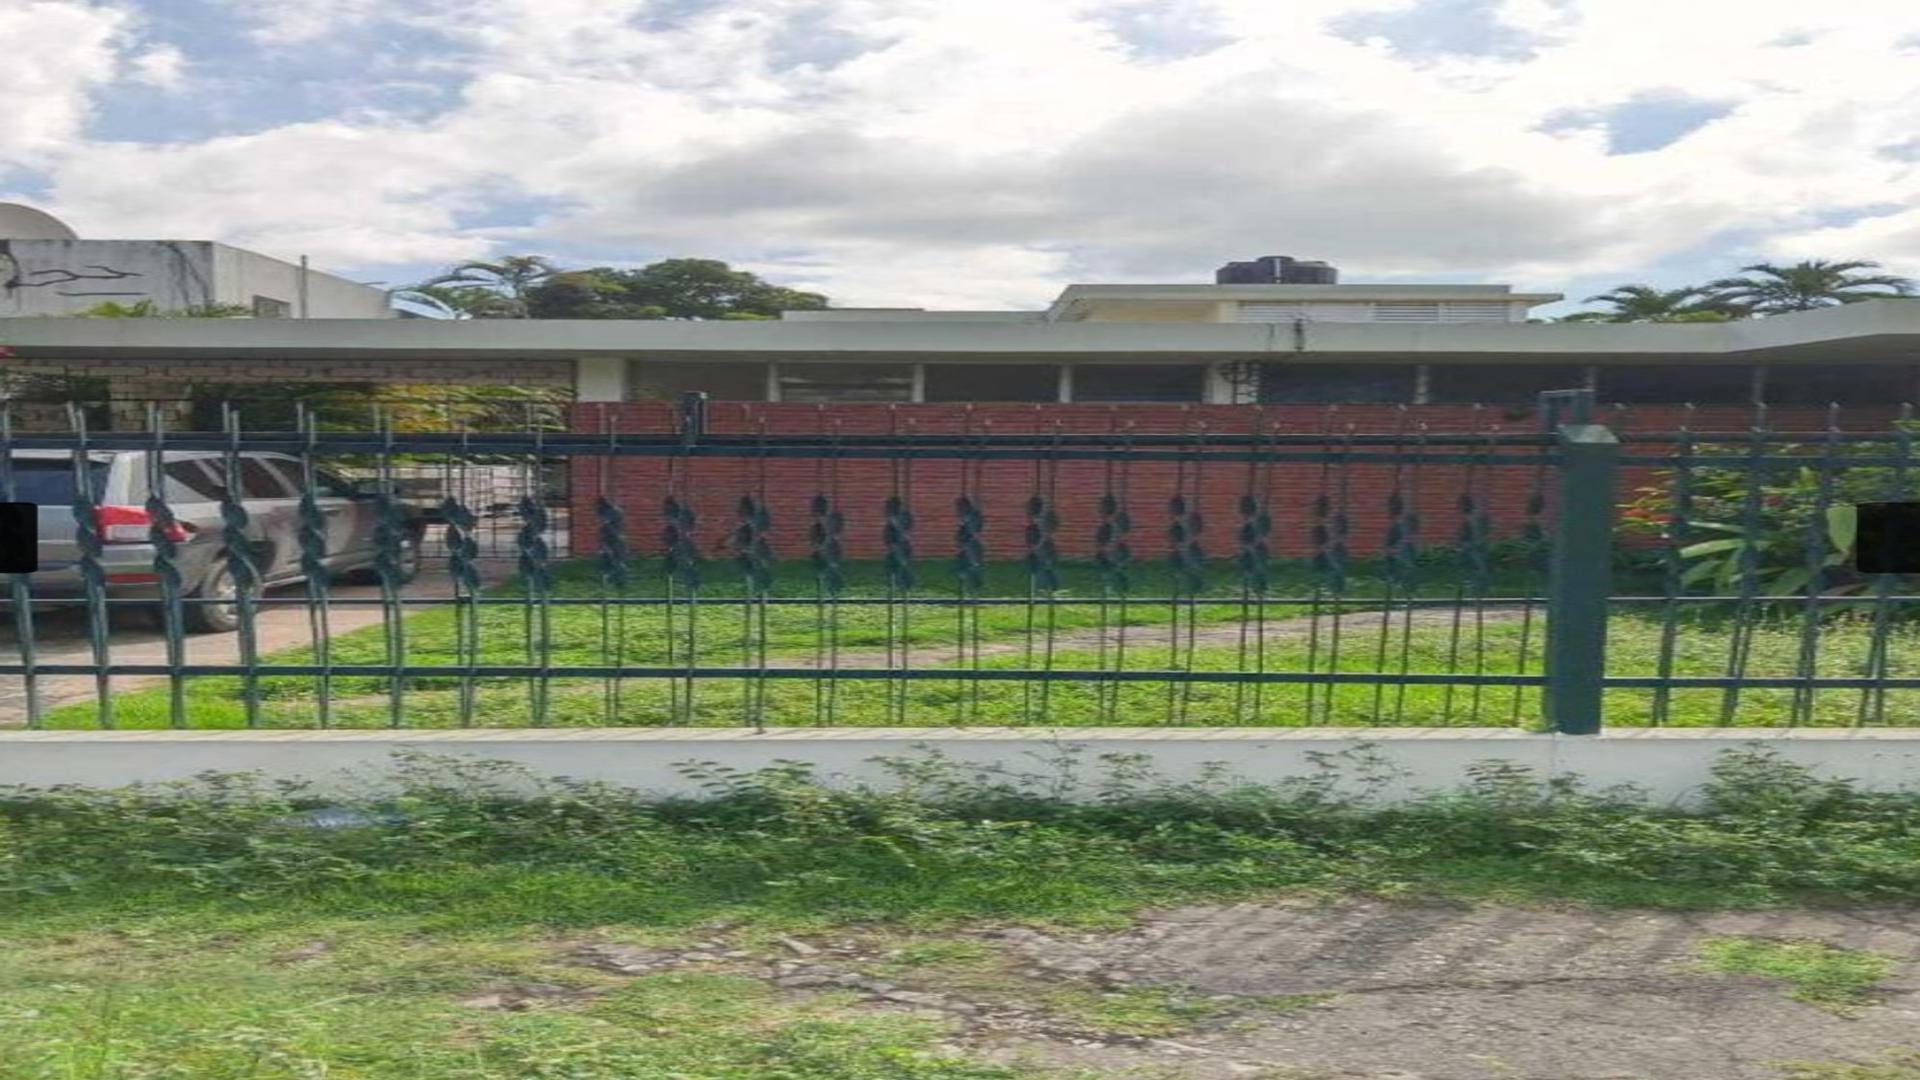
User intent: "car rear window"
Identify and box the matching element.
[2,459,111,505]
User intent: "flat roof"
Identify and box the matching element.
[1046,283,1564,319]
[1,300,1915,365]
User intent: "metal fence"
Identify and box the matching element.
[1,390,1915,731]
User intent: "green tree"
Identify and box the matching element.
[415,256,561,318]
[75,300,253,318]
[1705,259,1916,315]
[526,258,828,319]
[522,270,664,319]
[1565,284,1733,323]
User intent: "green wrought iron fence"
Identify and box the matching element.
[0,391,1914,731]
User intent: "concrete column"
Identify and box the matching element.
[910,363,927,403]
[1057,365,1074,403]
[574,357,628,402]
[1204,362,1236,404]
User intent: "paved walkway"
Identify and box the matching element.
[961,899,1920,1079]
[0,566,506,724]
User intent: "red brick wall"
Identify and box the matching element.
[568,402,1905,563]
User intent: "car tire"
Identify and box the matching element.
[183,565,245,634]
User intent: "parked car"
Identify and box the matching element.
[2,450,426,633]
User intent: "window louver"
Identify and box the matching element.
[1372,302,1443,323]
[1236,302,1307,322]
[1440,302,1511,323]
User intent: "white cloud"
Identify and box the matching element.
[0,0,127,168]
[12,0,1920,303]
[1766,209,1920,279]
[47,120,498,265]
[128,43,186,89]
[221,0,392,44]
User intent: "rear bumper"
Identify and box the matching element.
[5,551,195,601]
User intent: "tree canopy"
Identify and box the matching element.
[1560,259,1915,322]
[1704,260,1916,314]
[405,256,828,320]
[414,256,561,319]
[1570,285,1734,323]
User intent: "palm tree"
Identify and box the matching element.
[1572,284,1731,323]
[391,284,521,320]
[417,256,559,318]
[1705,260,1916,315]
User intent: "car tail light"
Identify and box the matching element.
[94,505,192,544]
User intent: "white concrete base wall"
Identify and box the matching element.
[4,728,1920,806]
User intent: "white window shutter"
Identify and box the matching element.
[1372,302,1442,323]
[1237,301,1307,322]
[1440,301,1511,323]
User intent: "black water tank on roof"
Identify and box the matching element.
[1281,260,1338,285]
[1213,256,1338,284]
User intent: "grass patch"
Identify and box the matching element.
[0,921,1062,1080]
[1780,1054,1920,1080]
[1041,986,1332,1038]
[887,940,999,969]
[1695,937,1896,1012]
[4,745,1920,924]
[43,556,1920,729]
[0,745,1917,1075]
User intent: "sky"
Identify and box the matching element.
[1,0,1917,317]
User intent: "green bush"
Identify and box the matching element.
[3,746,1919,912]
[1621,430,1920,596]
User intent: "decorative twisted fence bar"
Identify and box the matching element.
[0,390,1915,731]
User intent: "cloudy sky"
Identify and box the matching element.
[2,0,1916,315]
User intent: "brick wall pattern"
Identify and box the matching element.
[567,403,1903,563]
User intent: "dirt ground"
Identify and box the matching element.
[553,898,1920,1080]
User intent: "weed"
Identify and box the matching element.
[1695,937,1896,1011]
[1780,1054,1920,1080]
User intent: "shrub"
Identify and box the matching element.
[2,746,1918,909]
[1620,429,1920,596]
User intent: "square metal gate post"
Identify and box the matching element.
[1543,414,1620,734]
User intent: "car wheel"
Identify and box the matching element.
[183,566,244,634]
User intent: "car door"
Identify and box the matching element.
[232,455,303,582]
[303,461,375,570]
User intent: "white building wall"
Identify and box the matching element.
[0,240,219,316]
[210,244,394,318]
[0,239,391,318]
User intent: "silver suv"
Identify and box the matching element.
[4,450,425,633]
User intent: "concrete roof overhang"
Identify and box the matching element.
[2,300,1916,366]
[1044,283,1566,320]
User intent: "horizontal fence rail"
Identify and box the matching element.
[0,393,1914,732]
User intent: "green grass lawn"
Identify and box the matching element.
[2,746,1919,1078]
[43,557,1920,729]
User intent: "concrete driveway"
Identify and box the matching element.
[0,565,509,725]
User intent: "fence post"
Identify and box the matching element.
[678,391,709,443]
[1544,412,1619,735]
